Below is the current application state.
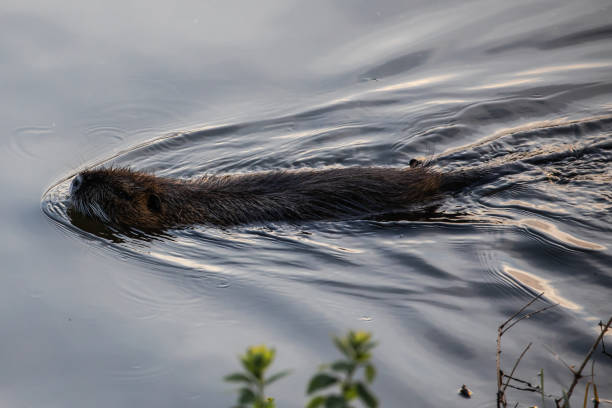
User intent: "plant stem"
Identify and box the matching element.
[564,317,612,405]
[540,368,545,408]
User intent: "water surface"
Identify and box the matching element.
[2,0,612,407]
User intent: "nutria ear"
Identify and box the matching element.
[147,193,162,213]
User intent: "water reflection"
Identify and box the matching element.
[504,266,581,310]
[514,61,612,76]
[518,218,605,251]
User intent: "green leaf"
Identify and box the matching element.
[365,340,377,349]
[307,373,339,394]
[307,396,326,408]
[330,360,355,373]
[342,384,357,400]
[264,369,291,385]
[325,395,347,408]
[224,373,253,383]
[333,337,352,359]
[365,364,376,383]
[349,331,372,348]
[355,353,372,363]
[238,387,256,404]
[359,342,378,354]
[356,382,378,408]
[360,342,378,354]
[241,345,276,381]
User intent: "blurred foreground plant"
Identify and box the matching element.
[306,330,378,408]
[224,344,290,408]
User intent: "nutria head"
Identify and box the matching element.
[69,168,166,229]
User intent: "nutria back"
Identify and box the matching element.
[69,166,445,229]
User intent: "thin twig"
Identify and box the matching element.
[504,383,538,392]
[544,344,577,375]
[599,322,612,358]
[497,326,506,407]
[540,368,545,408]
[558,317,612,407]
[592,360,600,407]
[502,342,532,393]
[502,302,559,335]
[500,292,545,331]
[502,377,559,398]
[497,293,549,408]
[567,318,612,395]
[502,374,538,389]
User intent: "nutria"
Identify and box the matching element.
[68,163,486,230]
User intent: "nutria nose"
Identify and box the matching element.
[70,174,84,195]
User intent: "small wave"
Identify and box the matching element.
[9,124,57,159]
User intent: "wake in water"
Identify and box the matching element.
[42,114,612,239]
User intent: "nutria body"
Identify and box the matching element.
[68,165,480,230]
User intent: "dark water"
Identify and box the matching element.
[3,1,612,407]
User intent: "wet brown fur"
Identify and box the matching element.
[69,166,447,230]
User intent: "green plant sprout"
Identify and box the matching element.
[224,344,290,408]
[306,330,378,408]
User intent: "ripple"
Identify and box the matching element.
[108,358,170,384]
[436,114,612,163]
[40,75,612,342]
[109,265,208,321]
[92,101,184,128]
[84,124,128,142]
[10,124,57,159]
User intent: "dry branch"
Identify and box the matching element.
[555,317,612,407]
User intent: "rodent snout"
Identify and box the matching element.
[70,174,84,195]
